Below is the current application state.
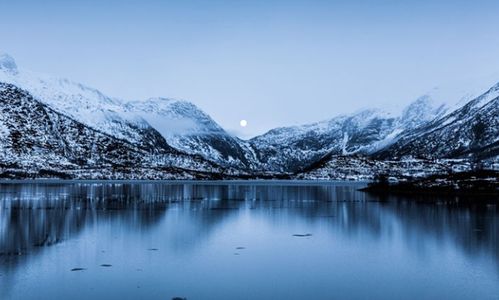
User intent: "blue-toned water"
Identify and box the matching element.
[0,181,498,300]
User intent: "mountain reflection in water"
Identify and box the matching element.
[0,181,498,300]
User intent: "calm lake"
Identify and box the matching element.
[0,181,498,300]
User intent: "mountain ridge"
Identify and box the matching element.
[0,52,498,179]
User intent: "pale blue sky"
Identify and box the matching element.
[1,0,499,137]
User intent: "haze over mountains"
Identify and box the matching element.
[0,52,498,179]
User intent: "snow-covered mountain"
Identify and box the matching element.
[375,82,499,161]
[124,98,259,169]
[248,78,499,173]
[0,53,163,150]
[0,53,253,169]
[0,51,497,179]
[248,96,450,172]
[249,109,394,172]
[0,83,222,179]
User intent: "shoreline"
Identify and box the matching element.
[360,170,499,200]
[0,178,370,185]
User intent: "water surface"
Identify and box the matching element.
[0,181,498,299]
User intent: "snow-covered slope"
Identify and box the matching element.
[375,82,499,160]
[397,95,447,130]
[249,109,398,172]
[0,53,159,148]
[124,98,259,169]
[0,53,254,168]
[0,83,222,179]
[249,77,499,173]
[249,97,448,172]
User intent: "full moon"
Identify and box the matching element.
[239,120,248,127]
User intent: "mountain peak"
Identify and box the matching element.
[398,94,447,130]
[0,53,18,74]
